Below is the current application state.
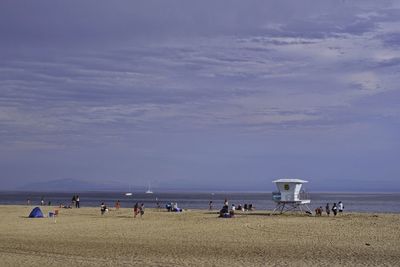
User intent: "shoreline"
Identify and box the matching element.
[1,204,400,215]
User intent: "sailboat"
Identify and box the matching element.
[145,183,153,194]
[125,184,133,196]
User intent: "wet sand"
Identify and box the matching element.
[0,205,399,266]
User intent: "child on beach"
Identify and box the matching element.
[338,201,344,214]
[133,202,139,218]
[101,203,107,215]
[326,203,330,216]
[140,203,145,217]
[332,203,338,216]
[315,207,322,216]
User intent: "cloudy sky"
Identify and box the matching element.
[1,0,399,191]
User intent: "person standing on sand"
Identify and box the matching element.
[41,197,45,206]
[326,203,330,216]
[72,195,76,207]
[140,203,145,217]
[338,201,344,214]
[101,202,107,215]
[115,200,121,210]
[224,198,228,206]
[332,203,338,216]
[133,202,139,218]
[76,195,80,208]
[209,201,213,210]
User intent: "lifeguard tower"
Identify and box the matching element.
[272,179,312,214]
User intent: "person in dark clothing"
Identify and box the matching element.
[219,204,229,217]
[72,195,76,207]
[75,195,80,208]
[332,203,338,216]
[100,202,107,215]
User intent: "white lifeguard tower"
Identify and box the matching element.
[272,179,312,214]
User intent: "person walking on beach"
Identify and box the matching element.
[115,200,121,210]
[75,195,80,208]
[338,201,344,214]
[133,202,139,218]
[139,203,145,218]
[325,203,330,216]
[100,202,107,215]
[332,203,338,216]
[209,200,213,210]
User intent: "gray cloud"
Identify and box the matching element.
[1,0,399,190]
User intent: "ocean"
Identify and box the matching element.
[0,191,399,213]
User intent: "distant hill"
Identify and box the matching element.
[17,178,126,192]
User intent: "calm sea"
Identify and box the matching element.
[0,191,399,213]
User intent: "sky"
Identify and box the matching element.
[0,0,399,192]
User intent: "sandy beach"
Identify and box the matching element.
[0,205,399,266]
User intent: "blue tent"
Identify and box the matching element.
[29,207,44,218]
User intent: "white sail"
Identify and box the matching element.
[145,182,153,194]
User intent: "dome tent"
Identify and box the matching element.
[28,207,44,218]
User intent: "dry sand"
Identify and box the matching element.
[0,205,399,266]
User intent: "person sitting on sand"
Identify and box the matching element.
[237,204,242,211]
[101,202,107,215]
[219,204,229,217]
[166,203,172,212]
[244,203,248,211]
[172,202,182,212]
[231,204,236,211]
[326,203,330,216]
[332,203,338,216]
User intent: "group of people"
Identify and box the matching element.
[219,199,255,218]
[315,201,344,216]
[166,202,182,212]
[100,201,145,218]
